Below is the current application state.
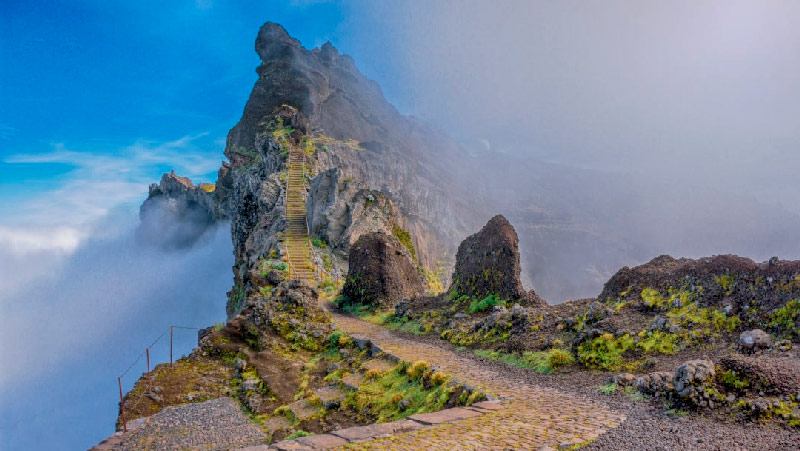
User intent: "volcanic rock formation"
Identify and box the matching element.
[451,215,544,306]
[340,232,427,309]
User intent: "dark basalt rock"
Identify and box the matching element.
[450,215,545,306]
[341,232,427,309]
[599,254,800,313]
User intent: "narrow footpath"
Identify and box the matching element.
[324,311,626,450]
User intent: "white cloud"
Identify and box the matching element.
[2,133,223,254]
[0,225,82,255]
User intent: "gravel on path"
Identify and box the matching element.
[115,397,268,450]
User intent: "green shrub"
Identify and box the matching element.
[577,333,634,371]
[286,430,312,440]
[343,364,465,423]
[636,331,678,354]
[597,382,617,394]
[771,299,800,339]
[406,360,431,379]
[546,348,574,370]
[719,369,750,391]
[391,222,417,264]
[468,294,505,314]
[474,348,572,374]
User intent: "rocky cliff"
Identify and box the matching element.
[142,23,490,317]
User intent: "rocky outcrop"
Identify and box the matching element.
[633,372,673,396]
[208,280,334,354]
[221,22,483,277]
[600,254,800,313]
[673,359,717,407]
[450,215,544,306]
[138,171,220,249]
[306,168,399,250]
[340,232,427,309]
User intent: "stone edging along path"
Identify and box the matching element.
[257,312,627,450]
[245,401,505,451]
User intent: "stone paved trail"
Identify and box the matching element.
[327,313,626,450]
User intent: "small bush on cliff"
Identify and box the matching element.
[391,222,417,264]
[468,294,505,313]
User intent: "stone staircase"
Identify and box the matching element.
[284,145,316,284]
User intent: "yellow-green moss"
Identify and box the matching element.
[391,222,416,264]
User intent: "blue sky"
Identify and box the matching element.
[0,0,405,247]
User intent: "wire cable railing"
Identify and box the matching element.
[115,324,202,432]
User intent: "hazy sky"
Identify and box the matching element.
[343,0,800,212]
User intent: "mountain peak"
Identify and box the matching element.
[255,22,301,61]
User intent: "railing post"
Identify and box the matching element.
[146,347,152,394]
[169,326,173,366]
[118,377,127,433]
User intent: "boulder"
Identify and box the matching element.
[341,232,427,308]
[242,378,261,394]
[450,215,545,306]
[265,270,284,286]
[673,359,716,406]
[611,373,637,386]
[585,301,613,324]
[634,371,673,395]
[738,329,772,351]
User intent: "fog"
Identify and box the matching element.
[0,209,232,450]
[341,0,800,300]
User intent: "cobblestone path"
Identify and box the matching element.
[328,313,626,450]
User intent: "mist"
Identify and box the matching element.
[0,209,232,450]
[339,0,800,300]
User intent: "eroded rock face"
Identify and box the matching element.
[307,168,398,250]
[451,215,544,306]
[223,22,483,272]
[340,232,427,308]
